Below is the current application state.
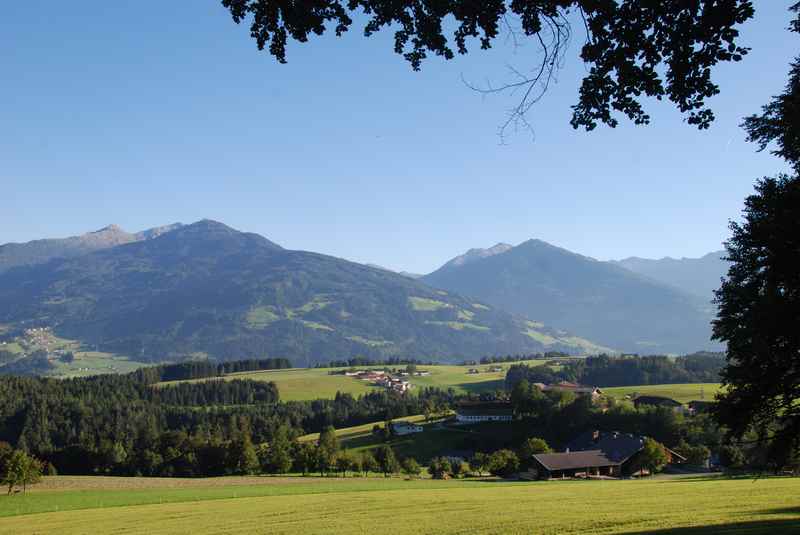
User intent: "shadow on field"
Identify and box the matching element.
[627,506,800,535]
[627,518,800,534]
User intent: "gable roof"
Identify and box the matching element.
[565,431,645,463]
[533,450,618,471]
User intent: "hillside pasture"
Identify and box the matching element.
[603,383,723,404]
[1,476,798,534]
[187,360,549,401]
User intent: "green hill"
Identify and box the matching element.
[0,221,607,369]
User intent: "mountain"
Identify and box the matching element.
[0,223,183,274]
[610,251,729,300]
[422,240,720,354]
[441,243,513,269]
[0,221,607,368]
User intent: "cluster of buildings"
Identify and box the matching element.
[344,370,415,393]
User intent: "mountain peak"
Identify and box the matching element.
[440,242,513,270]
[92,224,125,234]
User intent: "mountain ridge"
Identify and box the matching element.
[0,221,607,370]
[423,239,719,354]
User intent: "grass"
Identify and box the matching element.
[425,320,490,331]
[1,476,798,534]
[297,414,429,443]
[171,361,548,401]
[603,383,723,404]
[407,296,451,311]
[222,368,381,401]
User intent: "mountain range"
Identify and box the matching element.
[610,251,729,300]
[0,221,607,369]
[0,223,183,274]
[422,240,724,354]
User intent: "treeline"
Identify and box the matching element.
[0,367,458,477]
[468,352,571,366]
[132,357,292,383]
[505,353,724,390]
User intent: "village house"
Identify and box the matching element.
[454,401,513,423]
[390,421,423,435]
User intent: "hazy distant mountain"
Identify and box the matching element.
[0,221,606,368]
[0,223,183,274]
[366,263,423,279]
[423,240,720,354]
[610,251,729,300]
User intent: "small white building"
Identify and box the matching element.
[391,421,424,435]
[455,402,513,424]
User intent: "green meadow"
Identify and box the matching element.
[179,361,546,401]
[1,475,798,534]
[603,383,723,404]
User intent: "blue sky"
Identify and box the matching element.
[1,1,795,274]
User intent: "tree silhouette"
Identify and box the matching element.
[221,1,754,137]
[713,3,800,470]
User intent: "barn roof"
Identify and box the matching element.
[533,450,618,471]
[565,431,645,463]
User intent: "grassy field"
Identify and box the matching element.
[175,361,547,401]
[1,475,798,534]
[603,383,723,404]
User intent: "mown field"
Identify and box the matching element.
[0,475,798,534]
[170,361,546,401]
[603,383,723,404]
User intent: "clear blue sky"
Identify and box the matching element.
[1,1,795,274]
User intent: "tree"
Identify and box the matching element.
[221,1,754,137]
[634,438,669,476]
[334,450,358,477]
[317,426,340,475]
[449,460,470,479]
[3,450,42,494]
[375,445,399,477]
[262,426,294,474]
[401,457,422,479]
[469,452,489,477]
[428,457,452,480]
[360,451,379,476]
[519,437,551,468]
[487,449,519,478]
[674,440,711,467]
[713,4,800,471]
[293,443,317,476]
[227,434,259,475]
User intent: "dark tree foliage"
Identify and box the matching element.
[133,358,292,383]
[742,4,800,173]
[221,0,753,132]
[505,352,723,390]
[713,3,800,470]
[0,365,458,477]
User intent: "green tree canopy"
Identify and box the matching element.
[221,0,753,135]
[713,2,800,471]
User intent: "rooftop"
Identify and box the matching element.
[533,450,618,471]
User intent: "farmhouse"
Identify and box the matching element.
[531,430,687,479]
[532,450,621,479]
[533,381,603,400]
[455,401,513,423]
[390,421,423,435]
